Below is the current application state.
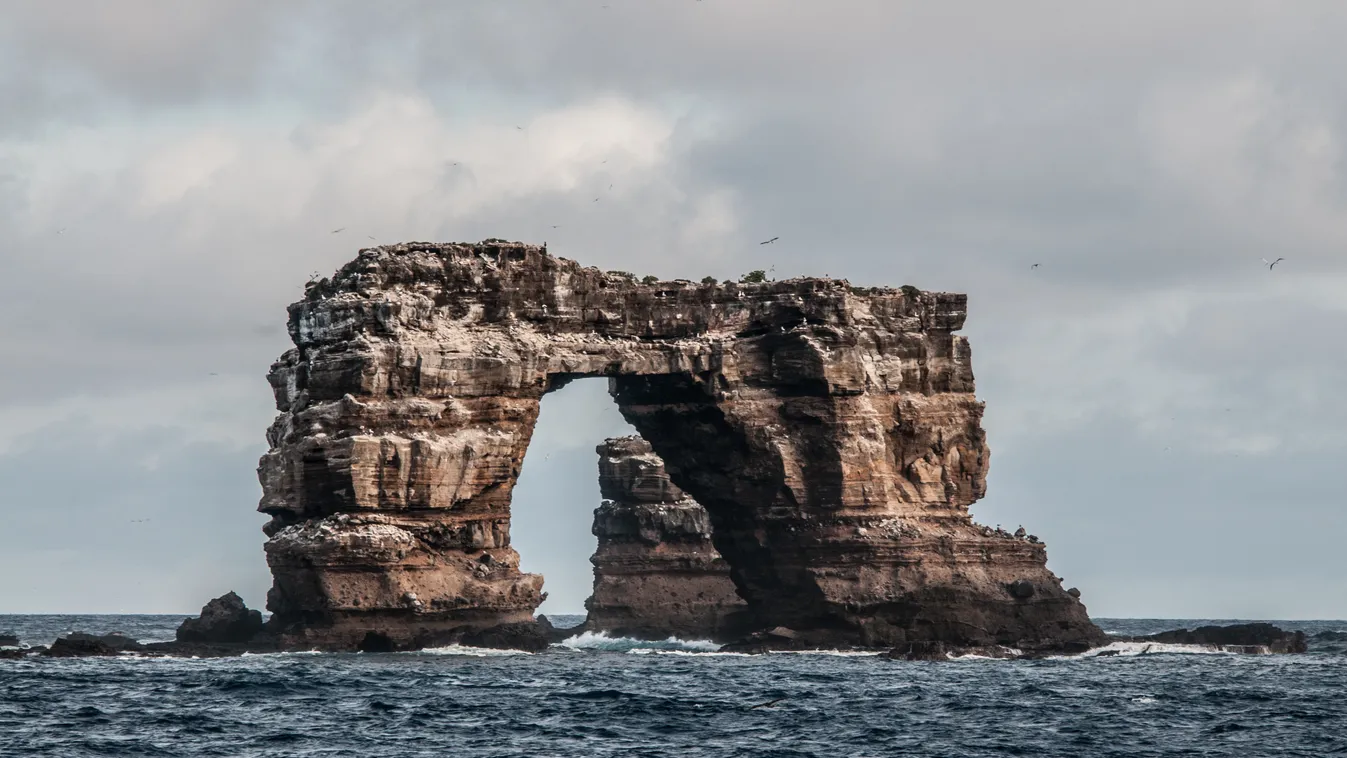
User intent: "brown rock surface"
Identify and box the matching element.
[256,239,1104,651]
[584,436,749,641]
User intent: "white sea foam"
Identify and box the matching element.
[239,650,326,658]
[1064,641,1244,659]
[412,645,533,657]
[768,649,883,658]
[557,631,721,653]
[628,649,753,657]
[948,648,1023,660]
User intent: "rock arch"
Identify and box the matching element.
[257,240,1103,651]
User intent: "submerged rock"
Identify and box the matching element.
[176,592,265,644]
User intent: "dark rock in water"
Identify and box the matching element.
[0,634,19,647]
[177,591,265,644]
[1007,580,1036,599]
[459,622,551,653]
[45,636,121,657]
[40,632,144,657]
[66,632,142,652]
[535,615,575,644]
[1127,623,1307,654]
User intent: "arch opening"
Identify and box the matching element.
[509,378,633,618]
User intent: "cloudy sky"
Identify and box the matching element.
[3,1,1346,620]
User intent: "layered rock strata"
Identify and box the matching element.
[585,436,748,641]
[256,239,1105,651]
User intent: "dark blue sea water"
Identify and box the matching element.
[2,615,1344,757]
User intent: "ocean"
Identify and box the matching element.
[1,615,1343,757]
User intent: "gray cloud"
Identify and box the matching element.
[2,1,1346,617]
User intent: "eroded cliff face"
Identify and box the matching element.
[585,436,748,641]
[258,239,1104,650]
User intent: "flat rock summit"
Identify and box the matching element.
[253,238,1105,653]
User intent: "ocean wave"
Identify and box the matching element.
[557,631,721,653]
[410,645,534,657]
[239,650,326,658]
[1064,641,1242,659]
[768,649,883,658]
[628,649,753,657]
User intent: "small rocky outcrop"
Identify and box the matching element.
[584,436,749,642]
[255,239,1104,651]
[1125,623,1307,654]
[43,633,141,657]
[176,591,265,644]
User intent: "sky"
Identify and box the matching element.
[2,1,1346,619]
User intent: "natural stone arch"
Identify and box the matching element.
[256,240,1102,651]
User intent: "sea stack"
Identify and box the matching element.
[255,239,1105,651]
[584,436,748,641]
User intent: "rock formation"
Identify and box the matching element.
[1126,623,1308,654]
[585,436,748,641]
[255,239,1104,651]
[176,592,265,644]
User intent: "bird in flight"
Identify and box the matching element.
[368,236,377,241]
[1262,257,1284,270]
[516,126,524,130]
[551,225,560,228]
[1031,263,1040,269]
[331,228,344,234]
[760,237,779,245]
[57,228,66,235]
[594,197,600,202]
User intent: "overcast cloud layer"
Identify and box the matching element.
[2,1,1345,618]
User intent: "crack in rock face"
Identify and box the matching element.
[256,239,1104,651]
